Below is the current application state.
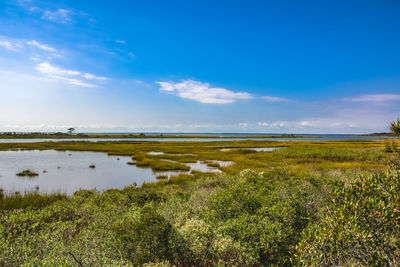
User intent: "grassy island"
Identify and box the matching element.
[16,169,39,177]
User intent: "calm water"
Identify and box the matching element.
[0,150,226,195]
[0,150,157,195]
[0,134,389,143]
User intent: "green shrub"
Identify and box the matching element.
[122,185,166,207]
[384,141,399,153]
[113,206,177,265]
[390,118,400,136]
[179,218,255,266]
[295,171,400,266]
[204,170,323,266]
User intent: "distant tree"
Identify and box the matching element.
[67,128,75,135]
[390,118,400,136]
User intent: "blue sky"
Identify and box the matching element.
[0,0,399,133]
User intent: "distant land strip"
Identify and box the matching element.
[0,132,321,139]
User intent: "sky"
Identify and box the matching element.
[0,0,399,134]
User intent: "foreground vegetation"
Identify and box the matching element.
[0,138,399,266]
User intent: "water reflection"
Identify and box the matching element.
[0,150,237,195]
[0,150,157,195]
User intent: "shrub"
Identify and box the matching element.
[113,206,177,265]
[179,218,254,266]
[204,170,323,266]
[122,185,166,207]
[390,118,400,136]
[295,171,400,266]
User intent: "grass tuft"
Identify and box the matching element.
[16,169,39,177]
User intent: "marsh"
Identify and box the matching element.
[0,150,157,195]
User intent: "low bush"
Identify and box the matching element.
[295,171,400,266]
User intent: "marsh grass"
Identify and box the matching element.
[16,169,39,177]
[206,162,220,168]
[384,140,398,153]
[0,190,66,210]
[136,158,190,171]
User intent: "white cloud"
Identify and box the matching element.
[342,94,400,103]
[26,40,55,52]
[262,95,291,102]
[29,56,41,61]
[0,41,15,51]
[35,62,80,76]
[41,9,72,24]
[258,119,359,131]
[128,52,136,58]
[157,80,253,104]
[49,75,95,88]
[82,73,108,80]
[0,39,23,51]
[34,62,108,88]
[115,40,126,44]
[239,122,248,127]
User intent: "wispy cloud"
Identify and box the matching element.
[82,73,108,80]
[26,40,56,52]
[257,119,361,132]
[0,39,23,51]
[262,95,291,102]
[0,37,55,53]
[128,52,136,58]
[257,121,289,127]
[0,41,16,51]
[115,40,126,44]
[35,62,108,87]
[342,94,400,103]
[41,9,72,24]
[157,80,253,104]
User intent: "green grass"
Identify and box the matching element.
[0,191,66,210]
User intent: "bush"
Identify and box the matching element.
[295,171,400,266]
[384,141,399,153]
[113,206,177,266]
[204,170,323,266]
[390,118,400,136]
[178,219,254,266]
[122,185,166,207]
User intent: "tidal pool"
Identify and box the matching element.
[0,150,159,195]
